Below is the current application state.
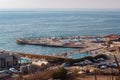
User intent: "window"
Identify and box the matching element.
[0,58,6,68]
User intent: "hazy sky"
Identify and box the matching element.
[0,0,120,9]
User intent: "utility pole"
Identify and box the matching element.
[94,65,97,80]
[111,68,114,80]
[113,54,120,73]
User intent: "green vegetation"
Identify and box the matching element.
[14,67,70,80]
[52,67,68,80]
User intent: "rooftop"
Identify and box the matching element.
[104,34,120,39]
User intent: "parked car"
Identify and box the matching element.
[97,58,105,62]
[0,70,12,74]
[61,63,70,67]
[91,59,99,63]
[100,64,107,69]
[84,60,93,65]
[11,74,20,79]
[9,68,19,73]
[106,62,118,68]
[111,63,118,68]
[73,62,85,66]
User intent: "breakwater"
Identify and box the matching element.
[16,35,104,48]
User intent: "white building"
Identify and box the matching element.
[32,59,49,66]
[0,51,20,70]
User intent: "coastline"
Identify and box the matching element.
[1,34,120,80]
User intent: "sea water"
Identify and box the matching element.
[0,9,120,56]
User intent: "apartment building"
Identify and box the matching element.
[0,51,20,70]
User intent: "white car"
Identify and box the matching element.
[9,68,19,73]
[100,65,107,69]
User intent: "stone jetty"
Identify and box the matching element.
[16,35,104,48]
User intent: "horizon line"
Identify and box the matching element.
[0,8,120,11]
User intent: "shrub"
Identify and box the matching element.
[116,76,120,80]
[52,67,68,80]
[14,67,68,80]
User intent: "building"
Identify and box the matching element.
[104,34,120,47]
[0,51,20,70]
[32,59,49,67]
[104,34,120,41]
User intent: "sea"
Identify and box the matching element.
[0,9,120,56]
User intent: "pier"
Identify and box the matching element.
[16,35,105,48]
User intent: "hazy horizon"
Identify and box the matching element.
[0,0,120,9]
[0,8,120,12]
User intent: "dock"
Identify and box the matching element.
[16,35,105,48]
